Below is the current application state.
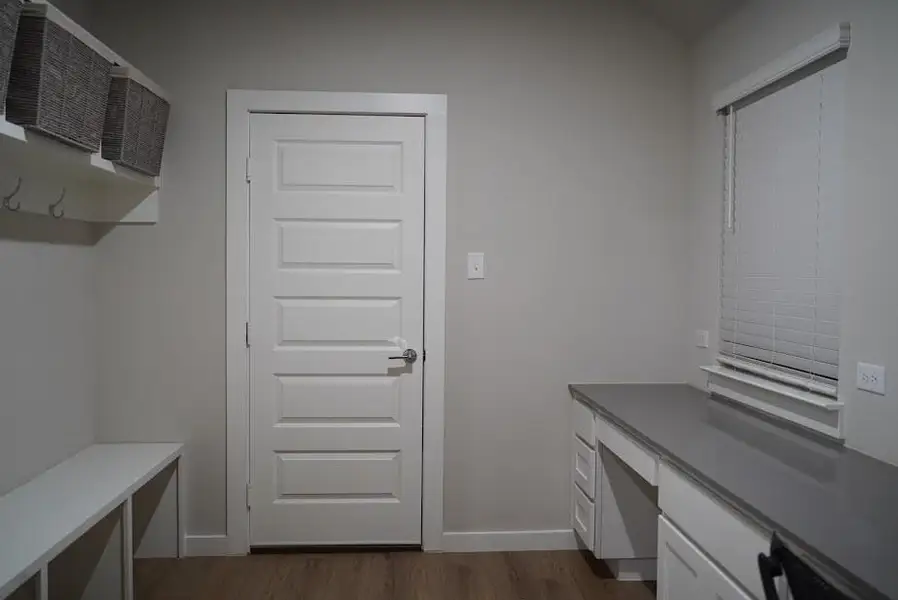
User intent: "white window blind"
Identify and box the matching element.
[719,59,845,397]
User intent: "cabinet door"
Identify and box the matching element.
[572,482,595,551]
[596,448,658,559]
[710,564,754,600]
[658,515,705,600]
[572,435,596,500]
[658,515,752,600]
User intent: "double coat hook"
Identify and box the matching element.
[2,180,69,218]
[2,178,22,212]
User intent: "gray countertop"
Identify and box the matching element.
[569,383,898,600]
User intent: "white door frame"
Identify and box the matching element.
[225,91,447,554]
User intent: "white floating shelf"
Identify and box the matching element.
[0,117,160,223]
[1,118,158,191]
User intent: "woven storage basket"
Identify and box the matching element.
[102,74,170,176]
[6,11,111,151]
[0,0,22,114]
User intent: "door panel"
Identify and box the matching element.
[278,220,402,268]
[277,297,401,344]
[276,376,400,422]
[275,452,401,498]
[276,140,402,190]
[249,113,425,546]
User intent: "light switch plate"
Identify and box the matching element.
[695,330,710,348]
[857,362,886,395]
[467,252,485,279]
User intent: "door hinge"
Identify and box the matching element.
[246,483,252,509]
[423,349,427,362]
[245,157,253,183]
[245,322,250,348]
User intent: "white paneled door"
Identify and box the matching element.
[248,113,425,546]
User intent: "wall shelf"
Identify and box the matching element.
[0,0,167,225]
[0,117,160,223]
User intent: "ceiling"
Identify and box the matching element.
[633,0,748,41]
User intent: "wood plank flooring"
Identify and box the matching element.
[135,551,656,600]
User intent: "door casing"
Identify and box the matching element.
[225,91,447,555]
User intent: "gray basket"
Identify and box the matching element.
[6,13,111,151]
[102,75,170,176]
[0,0,22,114]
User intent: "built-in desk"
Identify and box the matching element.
[569,384,898,600]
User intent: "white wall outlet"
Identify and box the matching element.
[857,362,886,395]
[467,252,485,280]
[695,330,710,348]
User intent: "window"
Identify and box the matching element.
[715,30,848,400]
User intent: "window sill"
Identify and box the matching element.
[700,366,844,412]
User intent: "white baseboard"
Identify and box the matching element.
[184,534,232,557]
[441,529,577,553]
[607,558,657,581]
[183,530,581,556]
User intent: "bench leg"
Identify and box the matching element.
[123,498,134,600]
[177,457,186,558]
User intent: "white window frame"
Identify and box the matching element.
[706,25,850,439]
[223,91,447,555]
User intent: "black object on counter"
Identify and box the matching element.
[759,533,853,600]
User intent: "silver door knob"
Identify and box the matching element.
[389,348,418,364]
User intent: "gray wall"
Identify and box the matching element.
[687,0,898,465]
[0,0,99,499]
[0,225,98,495]
[88,0,691,536]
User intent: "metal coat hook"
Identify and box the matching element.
[49,188,66,219]
[2,178,22,212]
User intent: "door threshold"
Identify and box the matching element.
[250,544,422,554]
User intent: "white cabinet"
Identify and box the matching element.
[570,394,814,598]
[659,463,768,598]
[570,398,658,567]
[571,398,597,550]
[658,515,753,600]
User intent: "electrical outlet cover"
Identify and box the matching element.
[695,330,710,348]
[857,362,886,395]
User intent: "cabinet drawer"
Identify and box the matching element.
[572,482,595,551]
[659,463,768,599]
[572,436,596,499]
[596,416,658,485]
[573,399,596,447]
[658,515,752,600]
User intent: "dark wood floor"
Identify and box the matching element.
[135,551,655,600]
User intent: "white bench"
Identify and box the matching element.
[0,443,184,600]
